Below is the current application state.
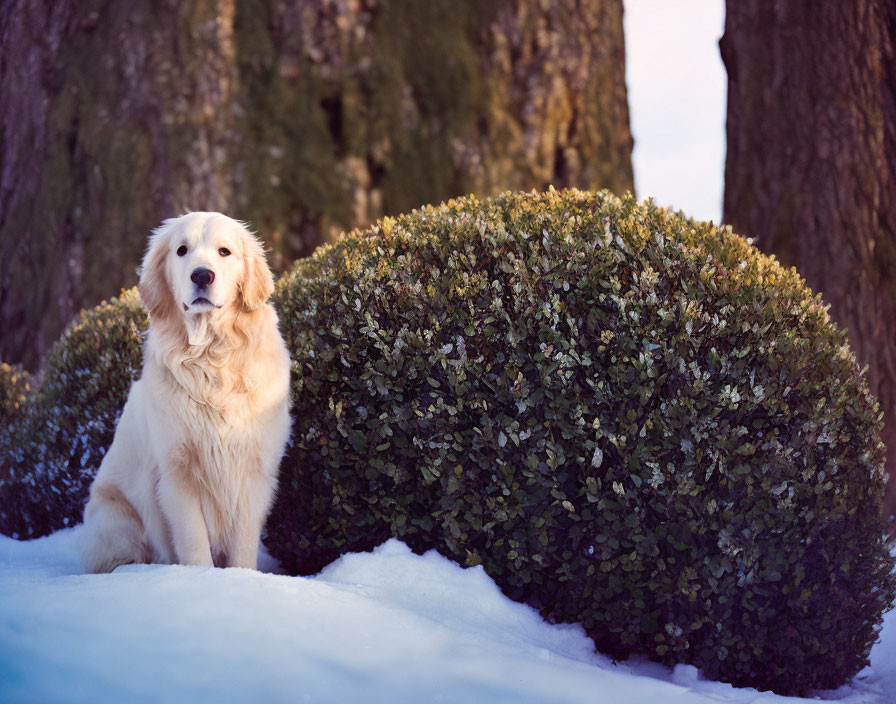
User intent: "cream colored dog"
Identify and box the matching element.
[81,212,291,572]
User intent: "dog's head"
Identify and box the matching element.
[138,212,274,327]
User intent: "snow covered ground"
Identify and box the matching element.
[0,529,892,704]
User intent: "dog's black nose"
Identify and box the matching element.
[191,267,215,288]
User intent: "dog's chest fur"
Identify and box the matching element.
[161,361,267,544]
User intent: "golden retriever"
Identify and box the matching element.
[81,212,291,572]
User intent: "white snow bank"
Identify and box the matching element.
[0,529,891,704]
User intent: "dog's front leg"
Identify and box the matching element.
[158,461,214,567]
[227,471,276,570]
[227,519,262,570]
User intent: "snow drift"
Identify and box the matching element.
[0,529,893,704]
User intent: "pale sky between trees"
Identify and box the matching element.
[624,0,726,224]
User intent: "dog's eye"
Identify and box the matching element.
[218,247,231,257]
[176,245,187,257]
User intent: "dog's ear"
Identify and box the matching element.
[138,220,177,320]
[239,232,275,312]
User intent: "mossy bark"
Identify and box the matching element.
[226,0,634,263]
[0,0,632,370]
[721,0,896,513]
[0,0,238,370]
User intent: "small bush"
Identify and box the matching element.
[0,289,146,538]
[266,189,895,694]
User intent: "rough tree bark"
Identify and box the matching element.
[721,1,896,511]
[0,0,238,370]
[0,0,633,370]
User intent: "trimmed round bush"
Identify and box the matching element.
[0,289,146,538]
[267,189,895,694]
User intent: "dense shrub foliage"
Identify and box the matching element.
[0,363,31,427]
[267,189,894,694]
[0,290,146,538]
[0,190,892,695]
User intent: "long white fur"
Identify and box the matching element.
[80,212,291,572]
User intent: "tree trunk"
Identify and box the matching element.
[721,1,896,512]
[0,0,238,371]
[0,0,633,371]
